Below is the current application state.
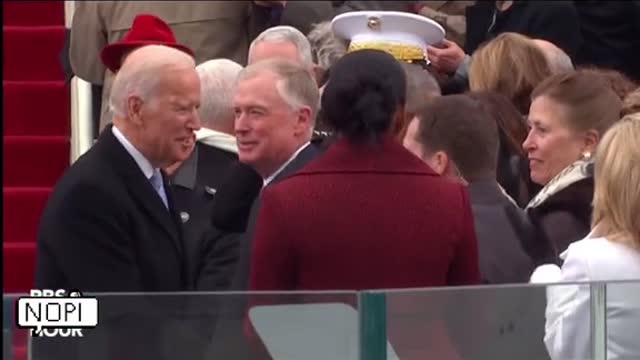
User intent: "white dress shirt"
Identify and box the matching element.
[112,126,155,179]
[540,232,640,360]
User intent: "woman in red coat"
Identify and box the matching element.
[248,49,481,358]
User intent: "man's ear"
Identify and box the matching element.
[294,106,313,135]
[428,150,449,176]
[127,96,145,126]
[435,151,450,174]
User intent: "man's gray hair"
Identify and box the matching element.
[533,39,574,75]
[307,21,348,70]
[402,62,441,114]
[248,25,314,67]
[238,58,320,120]
[196,59,243,129]
[109,44,195,117]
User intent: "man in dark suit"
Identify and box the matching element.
[167,58,243,287]
[403,94,548,360]
[205,58,323,358]
[34,45,201,360]
[404,94,534,284]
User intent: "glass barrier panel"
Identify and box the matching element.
[4,293,28,360]
[6,291,358,360]
[604,280,640,360]
[376,283,596,360]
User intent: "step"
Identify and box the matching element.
[3,187,52,244]
[3,242,36,293]
[3,81,70,136]
[3,136,69,187]
[3,1,64,27]
[3,25,66,82]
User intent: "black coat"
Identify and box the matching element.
[526,177,594,265]
[467,180,535,284]
[442,0,582,95]
[573,0,640,82]
[170,141,237,287]
[33,126,189,360]
[35,126,187,292]
[465,0,581,58]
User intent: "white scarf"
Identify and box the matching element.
[195,128,238,154]
[526,159,593,210]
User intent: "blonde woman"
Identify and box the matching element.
[469,32,552,115]
[542,113,640,360]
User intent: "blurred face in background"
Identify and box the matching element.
[249,41,301,65]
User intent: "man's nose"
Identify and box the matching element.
[234,113,249,133]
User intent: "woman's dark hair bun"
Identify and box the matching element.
[321,49,406,141]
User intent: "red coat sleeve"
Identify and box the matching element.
[244,188,297,355]
[447,186,482,285]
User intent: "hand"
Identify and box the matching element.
[427,39,466,75]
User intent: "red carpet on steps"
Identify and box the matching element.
[4,2,68,359]
[4,81,70,136]
[3,136,70,187]
[3,187,51,244]
[3,0,69,300]
[3,1,64,26]
[3,25,66,82]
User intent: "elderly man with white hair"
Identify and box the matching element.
[34,44,200,360]
[248,25,321,81]
[533,38,574,75]
[37,44,200,293]
[168,58,264,288]
[248,25,334,141]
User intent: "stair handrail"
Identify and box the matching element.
[66,1,94,164]
[70,76,94,163]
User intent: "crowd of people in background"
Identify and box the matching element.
[34,1,640,359]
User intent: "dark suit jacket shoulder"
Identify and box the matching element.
[195,142,237,187]
[171,142,238,289]
[467,180,534,284]
[465,0,581,58]
[36,128,187,293]
[227,142,323,291]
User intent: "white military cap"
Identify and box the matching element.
[331,11,445,63]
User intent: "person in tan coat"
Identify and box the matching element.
[69,1,276,133]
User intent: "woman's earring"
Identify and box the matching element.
[582,151,592,161]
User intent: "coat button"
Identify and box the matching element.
[180,212,190,223]
[204,186,217,196]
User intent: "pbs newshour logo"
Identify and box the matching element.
[16,289,98,337]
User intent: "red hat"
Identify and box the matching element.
[100,14,195,73]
